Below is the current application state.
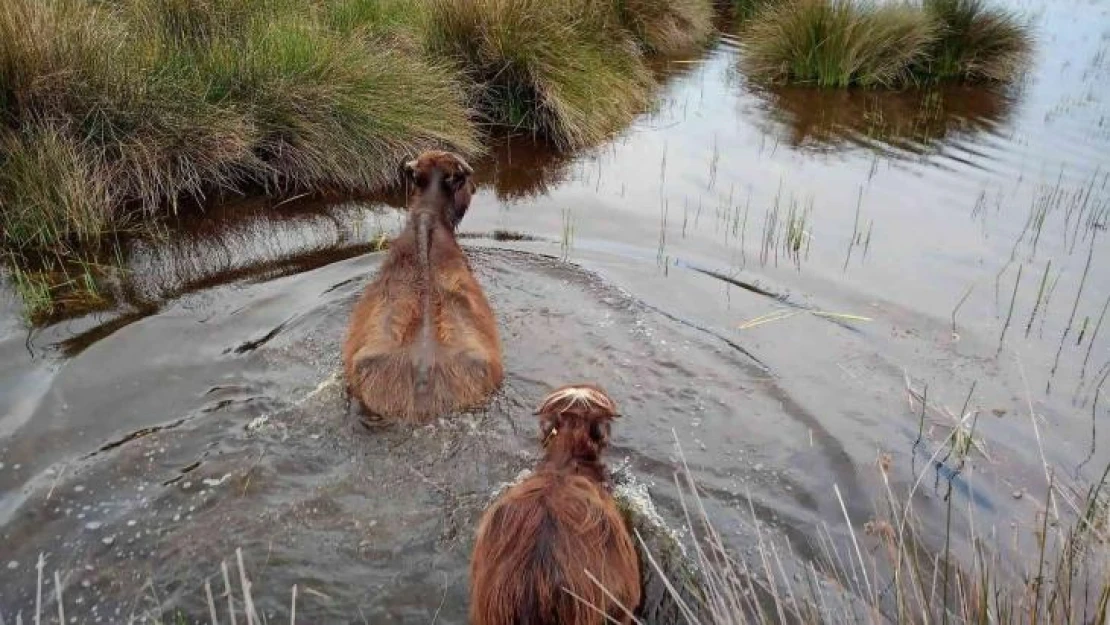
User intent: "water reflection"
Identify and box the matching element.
[749,83,1017,157]
[472,136,575,201]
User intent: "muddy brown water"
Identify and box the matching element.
[3,1,1110,621]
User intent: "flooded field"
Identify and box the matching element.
[2,0,1109,621]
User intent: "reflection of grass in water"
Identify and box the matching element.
[752,83,1014,155]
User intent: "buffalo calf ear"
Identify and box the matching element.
[401,158,419,185]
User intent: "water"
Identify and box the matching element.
[2,1,1109,621]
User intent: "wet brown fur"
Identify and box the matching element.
[470,384,641,625]
[342,150,503,422]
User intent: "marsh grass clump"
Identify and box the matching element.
[613,0,716,55]
[920,0,1033,82]
[425,0,655,150]
[741,0,1031,88]
[731,0,778,21]
[196,16,479,193]
[742,0,937,88]
[0,125,114,252]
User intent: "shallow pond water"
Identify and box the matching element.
[2,0,1110,621]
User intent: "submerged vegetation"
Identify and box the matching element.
[741,0,1032,87]
[0,0,715,321]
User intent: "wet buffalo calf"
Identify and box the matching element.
[343,150,503,423]
[469,384,641,625]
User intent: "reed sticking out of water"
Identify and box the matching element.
[782,197,812,269]
[1051,234,1096,376]
[997,262,1022,355]
[861,220,873,260]
[708,136,720,190]
[1025,259,1052,337]
[843,186,863,271]
[951,282,974,338]
[34,553,42,625]
[641,426,1110,625]
[1081,294,1110,378]
[561,207,576,261]
[1076,389,1099,477]
[740,0,1031,88]
[659,199,670,267]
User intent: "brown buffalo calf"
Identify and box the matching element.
[342,150,503,423]
[470,384,641,625]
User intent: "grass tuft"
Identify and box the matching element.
[424,0,656,150]
[732,0,779,21]
[613,0,716,55]
[920,0,1033,82]
[740,0,1031,88]
[742,0,937,88]
[0,124,114,252]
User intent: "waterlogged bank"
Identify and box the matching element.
[0,0,716,322]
